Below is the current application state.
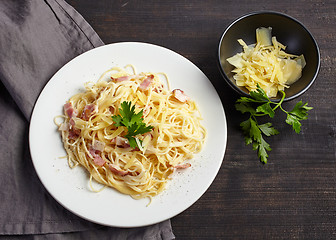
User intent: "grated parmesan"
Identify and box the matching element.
[227,27,306,98]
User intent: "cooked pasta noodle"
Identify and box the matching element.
[55,65,206,201]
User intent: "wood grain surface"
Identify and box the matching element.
[67,1,336,239]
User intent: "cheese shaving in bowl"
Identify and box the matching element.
[227,27,306,98]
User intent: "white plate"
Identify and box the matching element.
[29,42,227,228]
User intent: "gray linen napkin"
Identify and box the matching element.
[0,0,174,239]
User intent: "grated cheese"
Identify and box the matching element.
[227,27,306,98]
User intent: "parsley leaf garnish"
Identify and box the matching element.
[285,101,312,133]
[112,101,153,149]
[235,85,313,163]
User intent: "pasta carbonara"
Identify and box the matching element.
[55,65,206,201]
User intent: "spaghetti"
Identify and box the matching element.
[55,65,206,201]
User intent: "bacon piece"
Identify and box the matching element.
[108,164,130,176]
[81,104,98,121]
[139,74,154,91]
[64,102,78,118]
[174,163,191,169]
[63,103,81,139]
[88,147,105,166]
[111,75,133,82]
[112,136,130,148]
[172,89,190,103]
[69,118,76,127]
[92,154,105,166]
[68,127,81,140]
[68,118,81,139]
[92,140,105,152]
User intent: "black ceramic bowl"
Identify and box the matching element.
[218,11,320,101]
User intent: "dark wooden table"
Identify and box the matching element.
[67,1,336,239]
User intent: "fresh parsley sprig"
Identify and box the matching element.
[235,85,313,163]
[112,101,153,149]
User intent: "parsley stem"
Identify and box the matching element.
[279,104,288,114]
[254,112,267,117]
[271,90,286,112]
[254,91,286,117]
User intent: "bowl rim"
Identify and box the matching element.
[217,10,321,102]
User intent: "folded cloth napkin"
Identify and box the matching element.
[0,0,175,239]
